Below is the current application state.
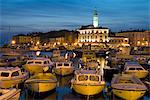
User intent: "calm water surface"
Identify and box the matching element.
[0,51,149,100]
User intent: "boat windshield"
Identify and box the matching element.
[78,75,88,81]
[44,61,50,64]
[27,61,34,64]
[1,72,9,77]
[128,68,135,70]
[90,76,99,81]
[136,68,143,70]
[64,63,69,67]
[35,61,42,64]
[57,64,62,66]
[11,71,19,77]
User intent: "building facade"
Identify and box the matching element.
[78,10,109,46]
[108,36,130,55]
[108,36,130,48]
[116,31,150,47]
[12,35,31,44]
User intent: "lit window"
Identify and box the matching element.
[137,41,140,44]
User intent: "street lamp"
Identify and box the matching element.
[36,41,40,45]
[57,42,60,45]
[11,40,16,45]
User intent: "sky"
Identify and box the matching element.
[0,0,150,45]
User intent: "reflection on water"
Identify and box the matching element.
[21,75,106,100]
[56,75,73,88]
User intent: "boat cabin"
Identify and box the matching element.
[55,62,73,68]
[124,61,146,71]
[52,49,61,57]
[0,67,23,79]
[82,51,97,62]
[26,58,52,65]
[74,70,103,83]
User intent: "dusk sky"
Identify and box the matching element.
[0,0,149,44]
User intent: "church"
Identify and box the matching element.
[77,10,109,47]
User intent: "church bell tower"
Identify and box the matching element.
[93,10,99,27]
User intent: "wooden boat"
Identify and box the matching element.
[54,61,74,76]
[123,61,148,78]
[71,70,105,95]
[25,73,57,93]
[0,67,29,88]
[0,88,20,100]
[23,58,53,74]
[111,74,147,100]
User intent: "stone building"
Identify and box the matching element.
[77,10,109,47]
[116,31,150,47]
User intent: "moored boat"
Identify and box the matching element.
[82,51,97,63]
[123,61,148,78]
[1,52,20,58]
[25,73,57,93]
[0,67,29,88]
[0,59,10,67]
[23,58,53,74]
[84,61,99,70]
[11,59,26,67]
[71,70,105,95]
[54,61,74,76]
[51,49,66,62]
[0,88,21,100]
[111,74,147,100]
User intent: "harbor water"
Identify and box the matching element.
[0,51,149,100]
